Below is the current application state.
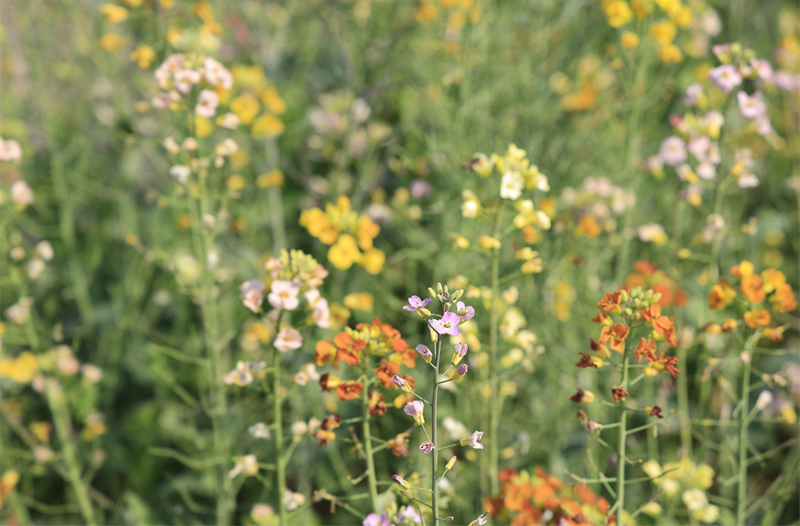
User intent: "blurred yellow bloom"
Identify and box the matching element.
[450,233,470,249]
[251,114,284,137]
[30,422,52,442]
[195,116,214,137]
[478,235,501,250]
[672,5,692,27]
[344,292,374,312]
[602,0,633,27]
[230,93,261,125]
[257,170,284,188]
[166,27,182,45]
[193,0,215,22]
[101,4,129,24]
[414,1,438,23]
[328,234,361,270]
[650,20,677,44]
[159,0,175,9]
[0,352,38,384]
[261,87,286,114]
[655,0,681,16]
[129,44,155,69]
[98,33,125,51]
[630,0,652,18]
[659,44,684,62]
[621,31,640,49]
[227,174,246,192]
[121,0,143,6]
[361,248,385,275]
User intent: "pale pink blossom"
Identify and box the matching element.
[737,91,766,119]
[203,57,233,90]
[0,138,22,163]
[659,136,687,166]
[10,180,34,206]
[708,65,742,94]
[240,280,265,313]
[195,89,219,118]
[268,280,300,310]
[174,68,201,94]
[274,327,302,352]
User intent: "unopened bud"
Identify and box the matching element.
[428,287,437,299]
[620,289,629,303]
[437,282,443,293]
[445,456,457,470]
[453,289,464,300]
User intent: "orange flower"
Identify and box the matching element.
[761,268,786,293]
[744,309,771,328]
[368,388,387,416]
[590,339,611,359]
[708,279,736,310]
[336,381,363,400]
[763,325,787,342]
[375,361,400,388]
[770,284,797,312]
[315,339,337,366]
[731,260,754,280]
[336,346,361,366]
[599,323,630,353]
[597,292,623,314]
[634,337,656,363]
[740,274,766,303]
[652,315,677,347]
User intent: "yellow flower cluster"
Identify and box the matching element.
[641,458,719,523]
[0,351,38,384]
[228,65,287,138]
[602,0,694,63]
[299,196,385,274]
[413,0,482,53]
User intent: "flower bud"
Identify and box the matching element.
[445,456,457,470]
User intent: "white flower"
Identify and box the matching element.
[228,454,258,478]
[0,138,22,163]
[10,180,34,206]
[500,171,524,200]
[283,490,305,511]
[268,280,300,311]
[203,57,233,90]
[223,361,253,386]
[169,165,191,184]
[195,89,219,118]
[174,68,201,94]
[248,422,271,439]
[659,136,687,166]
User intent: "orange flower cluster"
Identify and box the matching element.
[706,261,796,338]
[623,261,688,308]
[486,468,612,526]
[579,288,679,372]
[315,318,417,447]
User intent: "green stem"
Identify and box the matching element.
[45,380,96,526]
[361,377,379,512]
[736,334,757,526]
[488,202,504,495]
[615,341,632,526]
[431,337,442,520]
[273,338,288,523]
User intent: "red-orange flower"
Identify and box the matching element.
[319,373,341,391]
[576,352,601,368]
[368,388,387,416]
[336,381,363,400]
[708,279,736,310]
[634,337,657,363]
[651,315,677,347]
[611,386,629,402]
[315,339,337,366]
[599,323,630,353]
[597,292,623,314]
[375,360,400,388]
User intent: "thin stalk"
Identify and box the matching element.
[615,341,632,526]
[488,202,504,495]
[45,380,96,526]
[736,336,757,526]
[360,373,379,511]
[431,337,442,520]
[273,340,287,523]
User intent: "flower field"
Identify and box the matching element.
[1,0,799,525]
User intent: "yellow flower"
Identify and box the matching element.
[361,248,385,275]
[256,170,284,188]
[328,234,361,270]
[101,4,129,24]
[230,93,261,125]
[602,0,633,27]
[261,87,287,114]
[129,45,155,69]
[195,116,214,138]
[650,20,677,44]
[621,31,640,49]
[166,27,183,46]
[630,0,653,19]
[227,174,246,192]
[0,352,39,384]
[121,0,143,7]
[450,233,470,249]
[193,0,215,22]
[655,0,681,16]
[356,215,380,250]
[98,33,125,51]
[478,235,501,250]
[672,5,692,27]
[344,292,374,312]
[659,43,683,62]
[414,1,438,23]
[251,114,284,137]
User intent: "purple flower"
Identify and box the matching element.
[397,505,422,524]
[430,311,461,336]
[391,474,411,489]
[453,363,469,382]
[708,64,742,94]
[416,344,433,362]
[419,441,434,454]
[392,374,412,393]
[403,295,431,312]
[451,342,469,365]
[682,82,703,106]
[460,430,484,449]
[410,179,433,200]
[404,401,425,425]
[456,301,475,322]
[363,513,390,526]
